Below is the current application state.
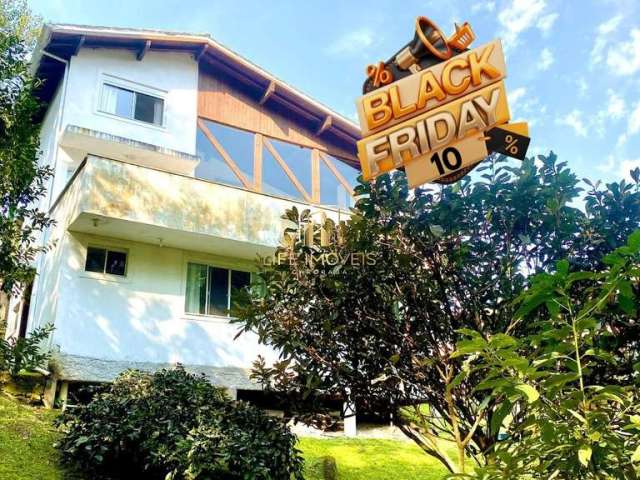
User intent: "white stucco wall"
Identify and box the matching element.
[50,231,275,368]
[62,48,198,156]
[39,85,63,207]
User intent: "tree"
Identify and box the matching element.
[451,232,640,479]
[1,0,42,46]
[234,154,640,474]
[0,0,50,296]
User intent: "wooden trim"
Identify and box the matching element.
[197,118,252,189]
[197,113,357,165]
[315,115,332,136]
[253,133,263,191]
[259,80,276,105]
[137,40,151,61]
[195,44,209,61]
[311,149,320,203]
[73,35,85,56]
[320,152,355,196]
[263,138,312,202]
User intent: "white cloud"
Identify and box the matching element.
[590,15,623,66]
[629,101,640,136]
[508,91,546,127]
[537,13,559,33]
[577,77,588,98]
[597,154,616,173]
[508,87,527,109]
[472,1,496,13]
[617,133,628,147]
[606,89,626,120]
[498,0,547,50]
[538,48,554,70]
[591,90,627,138]
[325,28,375,56]
[606,29,640,76]
[556,110,588,137]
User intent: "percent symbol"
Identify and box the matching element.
[366,62,393,87]
[505,135,519,155]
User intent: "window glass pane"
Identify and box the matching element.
[134,92,163,125]
[262,146,304,201]
[185,263,207,315]
[320,157,358,209]
[230,270,251,309]
[207,267,229,316]
[268,139,312,195]
[331,157,359,208]
[102,84,134,118]
[203,120,253,183]
[195,129,244,187]
[105,250,127,276]
[85,247,106,273]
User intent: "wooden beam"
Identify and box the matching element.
[253,133,263,191]
[195,44,209,61]
[137,40,151,61]
[320,152,355,197]
[259,81,276,105]
[72,35,85,56]
[311,149,321,203]
[264,138,312,202]
[315,115,332,136]
[197,118,252,189]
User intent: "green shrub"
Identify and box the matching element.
[56,367,304,479]
[449,232,640,479]
[0,323,54,377]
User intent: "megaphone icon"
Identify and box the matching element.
[362,16,475,93]
[395,16,453,70]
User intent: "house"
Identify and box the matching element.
[4,24,361,410]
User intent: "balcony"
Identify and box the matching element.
[53,155,351,258]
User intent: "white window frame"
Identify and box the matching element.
[96,74,167,130]
[181,255,252,322]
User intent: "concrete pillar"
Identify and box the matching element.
[43,377,57,409]
[59,381,69,410]
[343,400,357,437]
[225,387,238,400]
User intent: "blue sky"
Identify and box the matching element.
[28,0,640,183]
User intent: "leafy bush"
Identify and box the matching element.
[450,231,640,479]
[56,367,304,479]
[0,323,54,377]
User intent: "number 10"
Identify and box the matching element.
[430,147,462,175]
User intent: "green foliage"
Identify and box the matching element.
[56,367,304,479]
[450,231,640,479]
[0,323,54,377]
[0,0,42,46]
[0,4,51,294]
[234,153,640,474]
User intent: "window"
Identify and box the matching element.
[195,121,254,187]
[185,263,251,317]
[85,247,128,276]
[320,155,359,209]
[262,138,312,201]
[100,83,164,126]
